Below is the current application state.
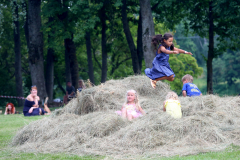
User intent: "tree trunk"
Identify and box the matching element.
[121,0,140,74]
[13,1,24,107]
[28,0,47,102]
[140,0,155,68]
[100,5,108,83]
[85,32,95,84]
[137,9,143,71]
[64,44,72,83]
[46,17,55,103]
[64,36,79,91]
[207,0,214,94]
[23,0,29,49]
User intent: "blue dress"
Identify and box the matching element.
[145,45,175,80]
[23,99,45,116]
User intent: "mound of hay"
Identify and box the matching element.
[11,75,240,159]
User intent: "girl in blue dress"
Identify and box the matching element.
[145,33,193,88]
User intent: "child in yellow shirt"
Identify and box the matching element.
[163,92,182,119]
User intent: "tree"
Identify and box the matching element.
[100,2,108,82]
[45,17,55,103]
[28,0,47,101]
[168,54,203,93]
[121,0,140,74]
[85,32,95,84]
[13,1,24,106]
[152,0,240,94]
[140,0,155,68]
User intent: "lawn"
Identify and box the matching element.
[1,113,240,159]
[194,77,240,96]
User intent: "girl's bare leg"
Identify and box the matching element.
[121,108,127,119]
[127,113,133,121]
[44,104,51,114]
[155,75,174,81]
[151,75,174,89]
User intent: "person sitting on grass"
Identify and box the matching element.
[4,103,15,115]
[23,85,51,116]
[116,89,145,121]
[163,92,182,119]
[182,74,202,97]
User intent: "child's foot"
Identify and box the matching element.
[150,79,157,89]
[44,97,48,105]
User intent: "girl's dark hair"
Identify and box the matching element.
[151,33,174,50]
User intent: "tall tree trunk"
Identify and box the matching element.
[65,36,79,91]
[28,0,47,102]
[140,0,155,68]
[121,0,140,74]
[137,10,143,71]
[13,1,24,107]
[23,0,29,49]
[207,0,214,94]
[85,32,95,84]
[46,17,55,103]
[64,43,72,83]
[100,5,108,83]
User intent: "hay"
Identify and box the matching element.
[11,75,240,159]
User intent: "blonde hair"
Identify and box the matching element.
[166,92,179,100]
[124,89,140,110]
[182,74,193,83]
[78,79,86,88]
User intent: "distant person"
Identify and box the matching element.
[77,79,86,93]
[23,86,51,116]
[4,103,15,115]
[116,89,145,121]
[163,92,182,119]
[182,74,202,97]
[63,81,75,104]
[145,33,193,89]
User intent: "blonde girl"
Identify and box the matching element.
[163,92,182,118]
[116,89,145,120]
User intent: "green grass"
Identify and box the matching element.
[1,114,240,159]
[194,77,240,96]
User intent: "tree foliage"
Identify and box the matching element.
[3,0,240,107]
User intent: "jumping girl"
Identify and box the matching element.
[145,33,193,88]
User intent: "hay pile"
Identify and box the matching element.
[11,76,240,159]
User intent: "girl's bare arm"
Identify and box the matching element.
[159,46,179,54]
[33,96,40,107]
[4,108,7,115]
[163,100,166,112]
[174,47,193,55]
[139,106,145,115]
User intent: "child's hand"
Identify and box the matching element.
[173,51,179,54]
[186,52,193,55]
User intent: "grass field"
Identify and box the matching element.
[1,113,240,159]
[194,77,240,96]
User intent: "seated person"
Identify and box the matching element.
[182,74,202,97]
[163,92,182,119]
[4,103,15,115]
[23,85,51,116]
[77,79,86,93]
[63,81,75,104]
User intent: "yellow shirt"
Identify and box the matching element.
[164,100,182,119]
